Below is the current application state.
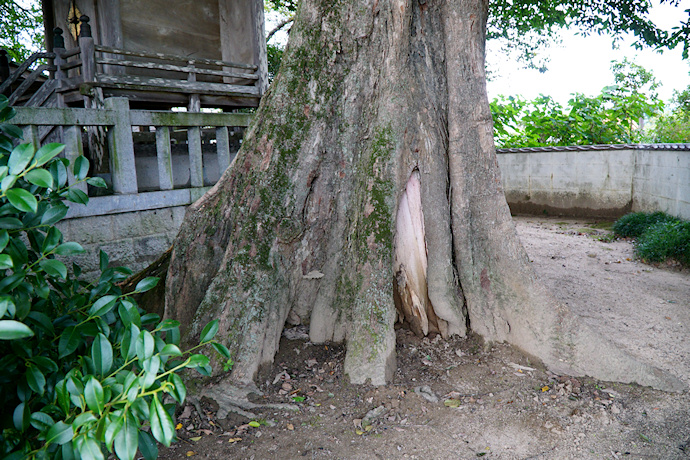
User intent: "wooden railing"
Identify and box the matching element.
[12,97,252,218]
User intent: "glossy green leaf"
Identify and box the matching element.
[56,379,70,415]
[1,122,22,139]
[0,217,23,229]
[25,169,54,188]
[89,295,118,317]
[105,414,124,450]
[6,188,38,213]
[43,226,62,253]
[138,431,158,460]
[40,204,68,225]
[84,377,105,416]
[0,296,13,318]
[200,319,219,343]
[118,299,141,328]
[46,421,73,446]
[0,173,17,192]
[186,354,210,368]
[141,355,161,389]
[136,330,154,361]
[8,143,35,175]
[72,412,98,429]
[212,342,232,360]
[58,325,81,358]
[168,373,186,404]
[0,229,9,252]
[134,277,158,293]
[35,143,65,166]
[91,333,113,376]
[0,320,34,340]
[157,319,180,331]
[13,402,30,431]
[30,411,55,432]
[54,242,85,255]
[121,324,140,361]
[0,253,13,269]
[76,434,103,460]
[86,176,107,188]
[27,312,55,335]
[51,158,68,188]
[26,364,46,395]
[150,394,175,447]
[39,258,68,279]
[73,155,90,181]
[159,344,182,357]
[66,188,89,205]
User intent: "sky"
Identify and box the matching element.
[267,1,690,106]
[485,0,690,104]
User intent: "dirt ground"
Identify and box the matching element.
[159,216,690,460]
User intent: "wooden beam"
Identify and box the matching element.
[93,75,260,96]
[95,57,259,80]
[13,107,115,126]
[94,45,258,70]
[129,110,252,127]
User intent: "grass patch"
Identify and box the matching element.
[612,211,678,238]
[588,221,614,230]
[612,212,689,267]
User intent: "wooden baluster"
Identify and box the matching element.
[156,126,174,190]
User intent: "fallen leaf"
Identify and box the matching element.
[287,423,294,430]
[303,270,325,279]
[541,386,550,392]
[355,429,365,435]
[444,399,462,408]
[228,438,242,443]
[175,423,183,430]
[248,421,261,428]
[364,425,373,432]
[189,436,202,442]
[186,452,195,457]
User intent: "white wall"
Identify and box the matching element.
[497,146,690,220]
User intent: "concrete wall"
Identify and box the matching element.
[57,206,187,279]
[632,149,690,219]
[497,146,690,219]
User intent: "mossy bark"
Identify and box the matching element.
[164,0,684,391]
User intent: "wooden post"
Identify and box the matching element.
[252,0,269,96]
[22,125,39,151]
[156,126,174,190]
[104,97,138,194]
[53,28,66,107]
[78,16,96,84]
[187,61,201,112]
[63,125,88,193]
[188,127,204,187]
[216,126,231,172]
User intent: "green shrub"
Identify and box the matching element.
[636,220,690,266]
[0,95,232,460]
[612,211,678,238]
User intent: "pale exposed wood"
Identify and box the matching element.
[155,126,174,190]
[94,45,258,71]
[187,127,204,187]
[95,57,259,80]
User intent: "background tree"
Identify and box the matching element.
[163,0,686,393]
[0,0,43,62]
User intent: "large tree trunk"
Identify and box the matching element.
[165,0,683,391]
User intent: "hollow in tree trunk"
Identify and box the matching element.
[164,0,683,391]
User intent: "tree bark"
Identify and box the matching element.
[164,0,684,391]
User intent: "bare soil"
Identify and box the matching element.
[159,217,690,459]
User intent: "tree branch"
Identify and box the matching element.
[267,16,294,42]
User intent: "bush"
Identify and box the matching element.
[0,95,232,460]
[611,211,678,238]
[636,220,690,266]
